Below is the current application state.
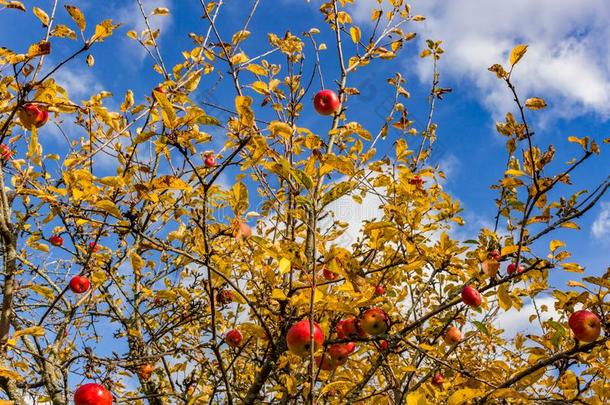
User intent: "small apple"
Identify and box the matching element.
[88,241,99,252]
[507,263,525,275]
[225,329,242,347]
[379,340,389,351]
[313,89,341,116]
[286,319,324,356]
[327,343,351,366]
[461,285,482,308]
[408,176,425,188]
[233,221,252,240]
[359,307,389,336]
[19,103,49,129]
[204,154,216,168]
[568,310,601,342]
[335,317,358,339]
[374,285,385,295]
[217,289,234,305]
[322,267,338,281]
[74,383,113,405]
[432,373,444,386]
[139,363,154,381]
[443,326,461,345]
[49,234,64,247]
[69,276,90,294]
[344,341,356,354]
[488,250,501,261]
[0,144,12,161]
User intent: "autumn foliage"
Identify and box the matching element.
[0,1,609,404]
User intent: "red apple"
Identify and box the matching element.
[49,235,63,247]
[322,267,338,281]
[88,241,99,252]
[217,289,234,305]
[359,308,389,336]
[0,144,12,161]
[335,317,357,339]
[69,276,90,294]
[74,383,113,405]
[225,329,242,347]
[374,285,385,295]
[507,263,525,275]
[379,340,389,351]
[313,89,341,116]
[408,176,425,187]
[461,285,482,308]
[488,250,501,261]
[344,341,356,354]
[204,154,216,168]
[19,103,49,129]
[139,363,154,381]
[443,326,461,345]
[286,319,324,356]
[432,373,444,386]
[327,343,351,366]
[315,353,335,370]
[568,310,601,342]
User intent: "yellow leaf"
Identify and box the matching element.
[561,262,584,273]
[230,52,249,65]
[497,284,512,311]
[525,97,547,110]
[279,258,291,275]
[549,240,565,252]
[30,284,54,301]
[152,7,169,16]
[64,5,86,31]
[232,30,251,44]
[500,245,519,256]
[0,367,23,382]
[51,24,77,39]
[251,81,269,95]
[6,1,25,12]
[246,63,267,76]
[406,392,427,405]
[235,95,254,127]
[93,19,119,42]
[560,222,580,230]
[271,289,287,300]
[509,44,528,66]
[14,326,45,338]
[90,270,106,285]
[349,26,361,44]
[447,389,486,405]
[150,176,191,191]
[130,251,144,273]
[27,41,51,57]
[567,280,585,288]
[504,169,526,177]
[95,200,122,218]
[33,7,50,26]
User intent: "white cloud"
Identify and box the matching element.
[592,202,610,239]
[495,295,562,338]
[52,63,103,100]
[351,0,610,121]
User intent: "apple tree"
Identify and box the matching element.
[0,0,609,404]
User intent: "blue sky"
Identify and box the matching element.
[2,0,610,392]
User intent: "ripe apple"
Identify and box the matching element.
[568,310,601,342]
[74,383,113,405]
[69,276,90,294]
[507,263,525,275]
[335,317,358,339]
[0,144,12,161]
[327,343,351,366]
[374,285,385,295]
[225,329,242,347]
[344,341,356,353]
[408,176,425,187]
[359,307,389,336]
[19,103,49,129]
[315,353,335,370]
[313,89,341,116]
[88,241,99,252]
[432,373,444,386]
[443,326,461,345]
[139,363,154,381]
[204,154,216,168]
[322,267,338,281]
[488,249,501,261]
[379,340,389,351]
[49,234,64,247]
[461,285,482,308]
[286,319,324,356]
[217,289,234,305]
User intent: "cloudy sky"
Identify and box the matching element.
[2,0,609,397]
